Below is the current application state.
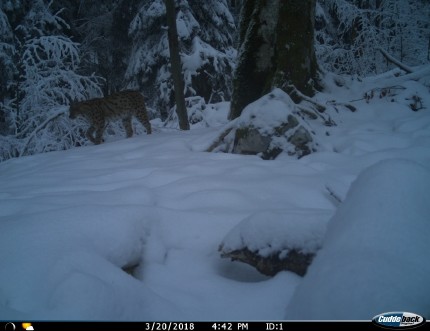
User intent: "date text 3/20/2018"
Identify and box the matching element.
[144,322,284,331]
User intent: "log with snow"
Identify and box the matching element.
[219,209,332,276]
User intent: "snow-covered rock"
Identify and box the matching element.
[208,89,321,159]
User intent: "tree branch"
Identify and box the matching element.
[377,47,414,74]
[19,109,67,157]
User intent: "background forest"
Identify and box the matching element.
[0,0,429,160]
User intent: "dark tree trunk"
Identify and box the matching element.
[274,0,319,94]
[229,0,276,120]
[165,0,190,130]
[229,0,319,120]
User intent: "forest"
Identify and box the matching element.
[0,0,430,322]
[0,0,429,160]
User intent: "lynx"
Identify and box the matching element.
[69,90,152,145]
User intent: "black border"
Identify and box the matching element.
[5,321,425,331]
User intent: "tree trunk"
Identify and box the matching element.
[274,0,319,94]
[229,0,319,120]
[229,0,277,120]
[165,0,190,130]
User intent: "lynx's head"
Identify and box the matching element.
[69,102,81,119]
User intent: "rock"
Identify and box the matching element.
[208,89,319,159]
[232,127,271,155]
[220,247,315,277]
[231,115,314,159]
[287,125,313,157]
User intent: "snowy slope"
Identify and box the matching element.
[286,159,430,319]
[1,77,430,321]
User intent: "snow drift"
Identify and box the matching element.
[286,159,430,320]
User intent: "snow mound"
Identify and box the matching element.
[286,159,430,320]
[220,209,332,257]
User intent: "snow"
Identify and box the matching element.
[285,159,430,320]
[176,10,200,40]
[236,88,298,134]
[1,76,430,321]
[220,209,331,257]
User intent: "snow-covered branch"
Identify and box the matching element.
[19,108,67,157]
[377,47,414,74]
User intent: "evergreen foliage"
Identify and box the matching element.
[126,0,236,120]
[0,0,102,161]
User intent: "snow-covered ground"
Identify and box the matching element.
[1,74,430,321]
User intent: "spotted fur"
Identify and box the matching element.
[69,90,152,144]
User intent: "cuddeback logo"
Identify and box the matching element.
[372,312,426,329]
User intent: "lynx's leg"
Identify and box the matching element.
[86,126,97,144]
[136,109,152,134]
[94,118,105,145]
[122,117,133,138]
